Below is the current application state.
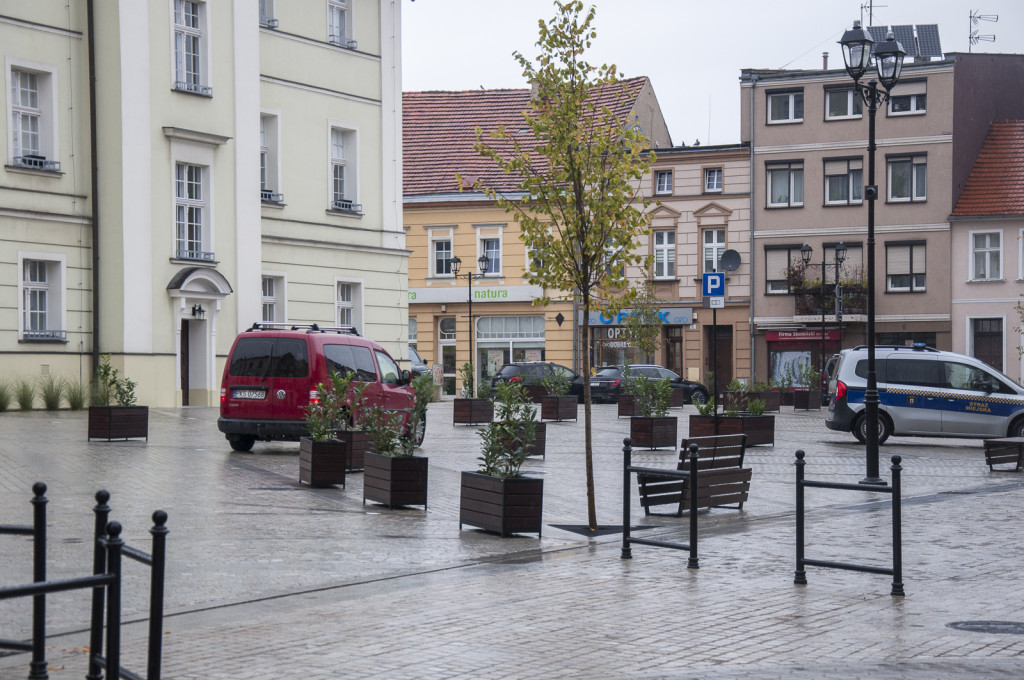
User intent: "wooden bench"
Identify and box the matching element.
[636,434,752,516]
[983,437,1024,471]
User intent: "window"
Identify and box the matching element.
[482,238,501,275]
[409,318,418,347]
[328,0,356,48]
[653,230,675,279]
[825,87,862,119]
[262,275,284,322]
[971,318,1004,371]
[9,66,58,171]
[767,90,803,123]
[887,155,926,202]
[330,127,360,212]
[19,256,65,341]
[655,170,673,195]
[703,228,725,273]
[888,80,927,115]
[335,281,362,330]
[175,163,213,261]
[971,231,1001,281]
[824,158,863,205]
[260,115,283,203]
[477,315,545,339]
[704,167,723,193]
[765,246,802,294]
[174,0,211,96]
[433,239,452,276]
[886,242,926,291]
[766,162,803,207]
[258,0,278,28]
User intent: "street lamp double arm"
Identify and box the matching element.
[801,242,847,384]
[839,20,905,485]
[448,254,491,398]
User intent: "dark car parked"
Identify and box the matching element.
[490,362,585,401]
[589,365,709,405]
[409,346,429,377]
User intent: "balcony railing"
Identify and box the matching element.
[259,15,279,28]
[22,329,67,341]
[794,284,868,317]
[331,199,362,213]
[174,81,213,97]
[176,248,216,262]
[13,155,61,172]
[328,34,358,49]
[261,189,284,204]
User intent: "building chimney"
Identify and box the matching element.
[822,52,829,70]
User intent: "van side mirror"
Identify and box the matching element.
[401,369,412,386]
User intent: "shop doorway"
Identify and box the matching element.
[705,324,733,386]
[438,316,457,395]
[665,327,683,376]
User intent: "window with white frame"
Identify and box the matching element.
[765,246,801,294]
[767,161,803,207]
[824,158,863,205]
[260,115,283,203]
[825,87,862,119]
[262,275,284,322]
[704,167,723,193]
[409,317,418,348]
[330,127,359,212]
[9,66,59,171]
[703,228,726,273]
[655,170,673,195]
[433,238,452,276]
[653,230,675,279]
[887,154,926,202]
[971,231,1001,281]
[481,238,501,275]
[1019,227,1024,280]
[888,80,926,115]
[767,89,803,123]
[885,242,926,292]
[20,257,65,341]
[258,0,278,28]
[173,0,211,96]
[336,281,362,329]
[604,241,624,278]
[328,0,356,48]
[175,163,212,261]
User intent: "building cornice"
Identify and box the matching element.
[755,135,951,156]
[162,127,232,146]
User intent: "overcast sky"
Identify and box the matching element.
[402,0,1024,147]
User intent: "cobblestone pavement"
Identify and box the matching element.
[1,400,1023,679]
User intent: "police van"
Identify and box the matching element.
[826,344,1024,444]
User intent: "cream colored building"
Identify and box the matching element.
[1,0,406,407]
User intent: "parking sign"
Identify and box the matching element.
[702,272,725,297]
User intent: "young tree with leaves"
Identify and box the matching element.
[464,0,654,532]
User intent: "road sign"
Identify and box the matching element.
[709,297,725,309]
[702,272,725,297]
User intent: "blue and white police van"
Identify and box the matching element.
[826,344,1024,444]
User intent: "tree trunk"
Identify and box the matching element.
[582,298,597,531]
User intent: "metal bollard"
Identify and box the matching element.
[148,510,169,680]
[686,444,699,570]
[891,455,904,597]
[87,490,110,680]
[621,438,632,560]
[29,482,47,680]
[104,521,124,680]
[794,450,806,585]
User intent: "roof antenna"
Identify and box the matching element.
[860,1,886,26]
[969,10,998,52]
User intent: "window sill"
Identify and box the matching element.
[19,334,68,344]
[886,198,926,204]
[766,204,804,210]
[6,164,64,177]
[327,205,363,217]
[703,189,723,195]
[172,84,213,98]
[825,115,864,122]
[652,277,680,284]
[766,119,803,125]
[654,191,674,197]
[261,198,286,209]
[887,110,926,117]
[824,201,864,207]
[170,257,220,266]
[967,278,1005,284]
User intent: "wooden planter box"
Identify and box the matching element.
[88,405,149,441]
[689,414,775,446]
[299,437,346,488]
[779,391,795,407]
[524,384,547,403]
[670,388,685,408]
[334,430,371,472]
[792,390,822,410]
[363,452,428,509]
[629,416,678,450]
[500,421,546,458]
[540,395,577,421]
[453,398,494,425]
[747,391,781,412]
[459,472,543,537]
[721,391,748,413]
[617,394,636,418]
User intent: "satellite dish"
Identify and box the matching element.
[720,249,741,272]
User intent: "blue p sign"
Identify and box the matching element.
[702,272,725,297]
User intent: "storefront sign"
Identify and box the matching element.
[766,329,842,342]
[408,285,543,304]
[584,307,693,326]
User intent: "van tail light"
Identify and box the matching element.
[836,380,847,401]
[309,389,320,404]
[220,388,226,403]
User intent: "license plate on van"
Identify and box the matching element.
[233,389,266,400]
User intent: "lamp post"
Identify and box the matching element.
[800,242,846,387]
[840,21,905,486]
[449,253,491,398]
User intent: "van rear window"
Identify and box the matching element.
[324,344,377,382]
[229,338,309,378]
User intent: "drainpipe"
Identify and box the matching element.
[87,0,101,375]
[748,74,758,382]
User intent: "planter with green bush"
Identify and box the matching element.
[88,355,148,441]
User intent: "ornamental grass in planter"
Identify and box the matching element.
[453,362,494,425]
[460,380,543,537]
[88,354,149,441]
[361,406,428,509]
[539,369,577,422]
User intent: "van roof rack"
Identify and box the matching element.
[245,322,359,336]
[850,343,938,352]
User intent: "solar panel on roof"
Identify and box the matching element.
[891,25,917,57]
[867,25,888,46]
[916,24,943,58]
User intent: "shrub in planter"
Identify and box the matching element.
[299,378,347,488]
[629,376,676,449]
[454,362,494,425]
[88,355,148,441]
[539,369,577,421]
[361,405,428,509]
[326,371,371,471]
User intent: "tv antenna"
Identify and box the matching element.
[860,1,887,26]
[969,10,998,52]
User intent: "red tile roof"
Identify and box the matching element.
[951,120,1024,217]
[403,76,649,197]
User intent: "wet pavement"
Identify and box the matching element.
[1,400,1023,679]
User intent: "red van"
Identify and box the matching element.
[218,323,416,452]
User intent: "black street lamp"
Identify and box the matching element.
[800,241,846,386]
[449,253,491,398]
[840,20,905,486]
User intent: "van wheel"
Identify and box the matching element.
[853,413,892,445]
[1009,417,1024,439]
[410,415,426,448]
[229,436,256,452]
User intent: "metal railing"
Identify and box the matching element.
[331,199,362,213]
[175,248,215,262]
[21,329,67,341]
[173,81,213,97]
[328,34,358,49]
[13,156,61,172]
[259,15,279,28]
[260,189,284,203]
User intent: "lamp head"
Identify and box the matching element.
[873,30,906,92]
[477,253,490,274]
[839,20,873,83]
[800,243,813,264]
[835,241,848,264]
[448,255,462,276]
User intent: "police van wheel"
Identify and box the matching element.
[853,413,892,445]
[1009,417,1024,439]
